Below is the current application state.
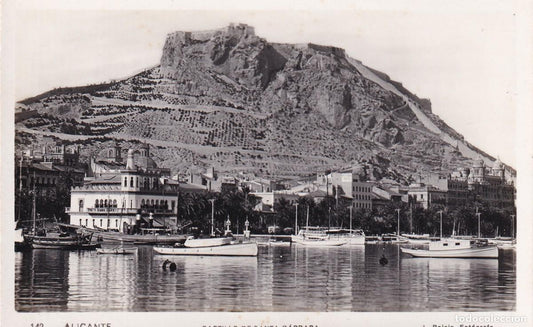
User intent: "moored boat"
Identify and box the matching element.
[29,231,98,250]
[295,238,346,247]
[400,238,498,258]
[291,227,328,243]
[153,242,258,256]
[183,236,232,248]
[15,229,31,251]
[326,228,365,245]
[58,224,188,245]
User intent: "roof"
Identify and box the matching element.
[88,174,122,184]
[308,189,327,197]
[371,192,389,200]
[178,183,207,192]
[31,162,57,171]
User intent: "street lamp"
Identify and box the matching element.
[225,216,231,235]
[437,210,443,238]
[294,203,299,235]
[209,199,215,236]
[245,218,250,232]
[475,207,481,238]
[395,209,401,236]
[349,205,353,235]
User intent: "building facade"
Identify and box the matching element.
[68,144,201,233]
[467,158,515,208]
[407,183,447,209]
[329,171,373,210]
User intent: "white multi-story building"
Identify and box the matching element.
[67,143,203,233]
[329,171,374,210]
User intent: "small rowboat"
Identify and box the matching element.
[153,242,258,256]
[97,247,138,255]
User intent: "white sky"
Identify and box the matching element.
[10,3,520,167]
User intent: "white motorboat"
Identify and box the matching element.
[183,236,232,248]
[401,238,499,258]
[153,242,258,256]
[326,228,366,245]
[291,226,329,243]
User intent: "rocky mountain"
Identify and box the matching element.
[15,24,514,183]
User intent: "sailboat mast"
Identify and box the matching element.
[306,205,309,229]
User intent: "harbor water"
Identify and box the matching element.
[15,244,516,312]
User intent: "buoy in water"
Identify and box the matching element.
[379,254,388,266]
[162,259,171,271]
[169,262,177,271]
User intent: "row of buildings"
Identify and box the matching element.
[16,142,516,233]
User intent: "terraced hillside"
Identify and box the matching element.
[15,24,514,182]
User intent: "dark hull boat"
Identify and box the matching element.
[27,231,98,250]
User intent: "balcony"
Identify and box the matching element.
[66,207,175,215]
[86,207,140,214]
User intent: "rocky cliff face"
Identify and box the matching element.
[15,24,510,182]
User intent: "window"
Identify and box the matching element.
[455,242,460,246]
[116,219,118,228]
[443,243,448,246]
[107,219,110,227]
[124,177,127,187]
[100,219,103,227]
[130,177,134,187]
[85,219,88,226]
[79,199,84,211]
[113,199,117,208]
[79,219,82,226]
[92,219,95,227]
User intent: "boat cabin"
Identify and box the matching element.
[429,238,471,251]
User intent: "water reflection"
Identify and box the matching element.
[15,244,515,312]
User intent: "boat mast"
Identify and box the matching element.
[306,205,309,229]
[294,203,299,235]
[437,210,443,238]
